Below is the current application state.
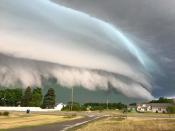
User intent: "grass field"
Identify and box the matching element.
[0,111,175,130]
[75,116,175,131]
[0,112,81,130]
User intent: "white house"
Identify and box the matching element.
[136,103,173,113]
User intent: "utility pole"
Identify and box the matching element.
[106,81,112,110]
[106,96,109,110]
[106,81,111,110]
[71,86,74,111]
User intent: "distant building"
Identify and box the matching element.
[136,103,174,113]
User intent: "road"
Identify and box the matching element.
[11,115,105,131]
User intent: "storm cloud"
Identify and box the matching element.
[1,0,172,100]
[53,0,175,98]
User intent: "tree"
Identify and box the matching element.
[29,87,43,107]
[6,88,23,106]
[21,86,32,107]
[0,88,22,106]
[0,89,6,106]
[167,106,175,114]
[150,97,174,103]
[13,88,23,106]
[42,88,56,109]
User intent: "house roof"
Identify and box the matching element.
[137,103,174,108]
[150,103,174,107]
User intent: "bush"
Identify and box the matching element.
[167,106,175,114]
[3,111,10,116]
[26,109,30,114]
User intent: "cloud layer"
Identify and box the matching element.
[53,0,175,98]
[0,0,156,99]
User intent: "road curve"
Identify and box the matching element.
[11,115,105,131]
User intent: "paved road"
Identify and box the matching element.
[11,115,104,131]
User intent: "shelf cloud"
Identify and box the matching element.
[0,0,157,100]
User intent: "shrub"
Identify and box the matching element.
[167,106,175,114]
[3,111,10,116]
[26,109,30,114]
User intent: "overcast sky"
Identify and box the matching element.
[0,0,175,101]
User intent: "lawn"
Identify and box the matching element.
[75,116,175,131]
[0,112,81,130]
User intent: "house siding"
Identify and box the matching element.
[136,103,173,113]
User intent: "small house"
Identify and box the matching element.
[136,103,173,113]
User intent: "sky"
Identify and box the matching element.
[0,0,175,102]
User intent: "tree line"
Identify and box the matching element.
[0,87,56,109]
[150,97,174,104]
[62,102,127,111]
[0,87,128,111]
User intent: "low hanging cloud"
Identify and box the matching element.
[0,53,153,100]
[0,0,156,99]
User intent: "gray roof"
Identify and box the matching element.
[149,103,173,107]
[138,103,174,108]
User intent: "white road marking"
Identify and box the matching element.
[62,116,104,131]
